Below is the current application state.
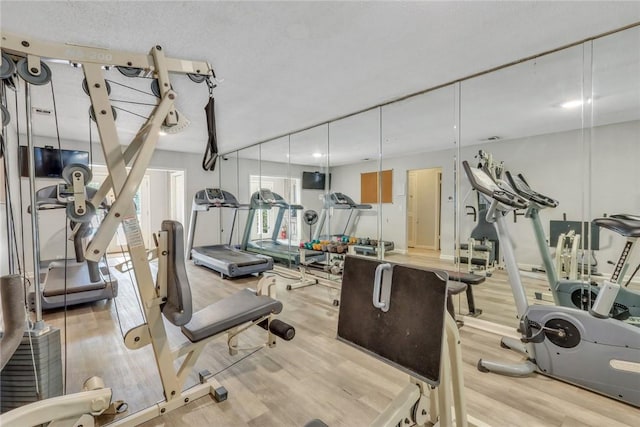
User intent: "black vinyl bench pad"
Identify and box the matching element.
[446,271,485,285]
[181,289,282,342]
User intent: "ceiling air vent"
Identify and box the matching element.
[480,135,501,142]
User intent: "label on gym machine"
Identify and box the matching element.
[122,215,145,248]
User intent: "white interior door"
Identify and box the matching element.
[415,168,441,250]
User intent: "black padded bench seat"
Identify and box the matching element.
[181,289,282,342]
[594,217,640,238]
[447,271,485,285]
[445,270,485,317]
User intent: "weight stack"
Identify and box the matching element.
[0,327,63,412]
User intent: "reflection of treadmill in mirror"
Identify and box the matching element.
[312,192,372,240]
[28,185,118,310]
[241,189,324,265]
[186,189,274,278]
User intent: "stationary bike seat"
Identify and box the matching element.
[593,217,640,237]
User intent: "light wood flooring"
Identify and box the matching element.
[38,254,638,427]
[385,251,555,328]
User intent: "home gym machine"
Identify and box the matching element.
[28,182,118,310]
[0,31,296,426]
[457,151,501,276]
[505,171,640,317]
[186,188,274,278]
[306,255,471,426]
[463,160,640,408]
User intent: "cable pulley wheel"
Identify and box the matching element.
[1,103,9,127]
[543,318,581,349]
[89,105,118,122]
[0,52,16,79]
[66,201,96,223]
[16,58,52,85]
[150,79,173,98]
[116,66,143,78]
[82,78,111,96]
[187,73,206,83]
[62,163,93,186]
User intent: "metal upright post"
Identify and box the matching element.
[24,82,43,325]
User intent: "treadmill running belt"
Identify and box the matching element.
[43,264,107,297]
[195,246,269,267]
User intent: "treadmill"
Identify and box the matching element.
[186,188,274,278]
[313,192,394,256]
[241,189,324,265]
[28,185,118,310]
[312,192,372,240]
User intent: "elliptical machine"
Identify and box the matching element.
[462,160,640,408]
[504,171,640,318]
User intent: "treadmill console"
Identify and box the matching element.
[195,188,225,205]
[259,189,277,204]
[331,192,350,205]
[205,188,225,204]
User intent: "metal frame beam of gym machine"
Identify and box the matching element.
[0,31,215,425]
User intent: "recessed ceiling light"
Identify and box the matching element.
[561,98,592,109]
[312,152,322,158]
[158,130,167,136]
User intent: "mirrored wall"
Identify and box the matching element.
[210,25,640,327]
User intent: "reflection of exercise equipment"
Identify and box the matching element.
[456,206,498,277]
[506,171,640,317]
[553,227,580,280]
[464,161,640,408]
[312,192,371,240]
[306,256,468,426]
[549,218,600,280]
[457,151,503,276]
[241,189,324,265]
[303,209,318,241]
[312,192,394,256]
[27,181,118,310]
[186,188,273,278]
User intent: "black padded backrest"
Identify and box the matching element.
[337,256,448,386]
[161,220,193,326]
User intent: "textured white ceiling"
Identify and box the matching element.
[2,1,640,164]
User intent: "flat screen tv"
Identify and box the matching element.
[302,171,329,190]
[19,146,90,179]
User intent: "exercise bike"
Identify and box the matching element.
[462,160,640,408]
[504,170,640,318]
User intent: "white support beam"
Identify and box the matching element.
[1,31,212,76]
